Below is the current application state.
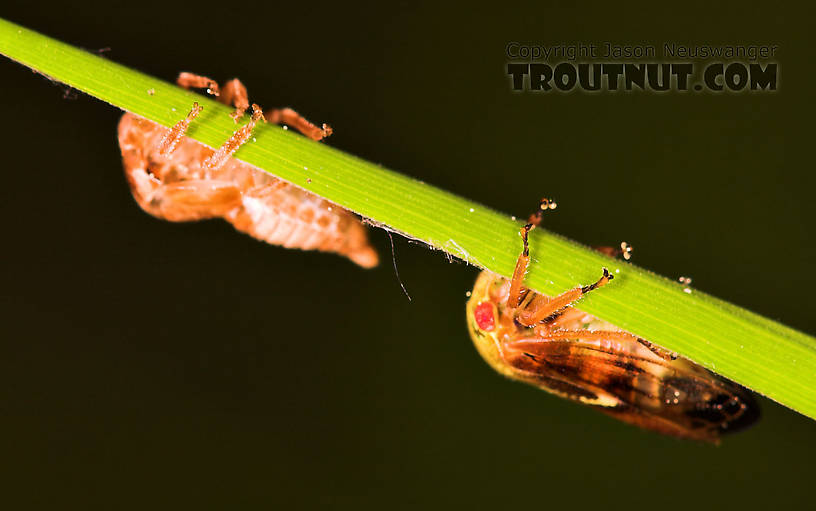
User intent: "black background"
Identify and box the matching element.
[2,2,814,509]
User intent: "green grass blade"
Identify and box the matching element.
[2,18,814,420]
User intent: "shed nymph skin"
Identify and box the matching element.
[118,72,378,268]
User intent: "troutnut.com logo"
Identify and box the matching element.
[506,42,779,92]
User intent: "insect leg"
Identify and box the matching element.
[176,73,251,122]
[527,329,678,361]
[507,198,558,308]
[507,224,533,308]
[203,104,266,171]
[516,268,614,326]
[593,242,633,260]
[176,72,220,96]
[177,72,330,140]
[220,79,251,122]
[527,198,557,227]
[265,107,333,141]
[157,72,228,156]
[157,102,203,156]
[633,337,678,361]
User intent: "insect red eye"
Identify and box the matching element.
[474,302,496,331]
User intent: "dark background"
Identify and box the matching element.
[2,1,814,509]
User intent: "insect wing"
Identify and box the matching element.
[504,337,759,442]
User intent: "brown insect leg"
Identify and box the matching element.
[525,329,678,361]
[177,72,220,96]
[203,103,266,171]
[265,107,333,141]
[220,79,251,122]
[507,224,533,308]
[157,102,203,156]
[593,242,633,260]
[507,198,558,308]
[177,73,250,121]
[517,268,614,327]
[633,337,678,361]
[527,198,557,227]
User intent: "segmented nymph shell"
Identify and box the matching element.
[118,113,378,268]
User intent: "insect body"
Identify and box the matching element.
[466,200,758,442]
[118,73,378,268]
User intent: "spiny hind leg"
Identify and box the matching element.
[519,329,678,361]
[156,72,224,157]
[633,337,678,361]
[516,268,614,327]
[203,104,266,171]
[157,102,203,155]
[265,107,333,141]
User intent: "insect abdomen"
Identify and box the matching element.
[227,180,378,268]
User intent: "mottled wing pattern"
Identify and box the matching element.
[505,337,759,442]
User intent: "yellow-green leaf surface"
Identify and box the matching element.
[1,18,814,419]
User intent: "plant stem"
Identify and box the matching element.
[2,17,815,420]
